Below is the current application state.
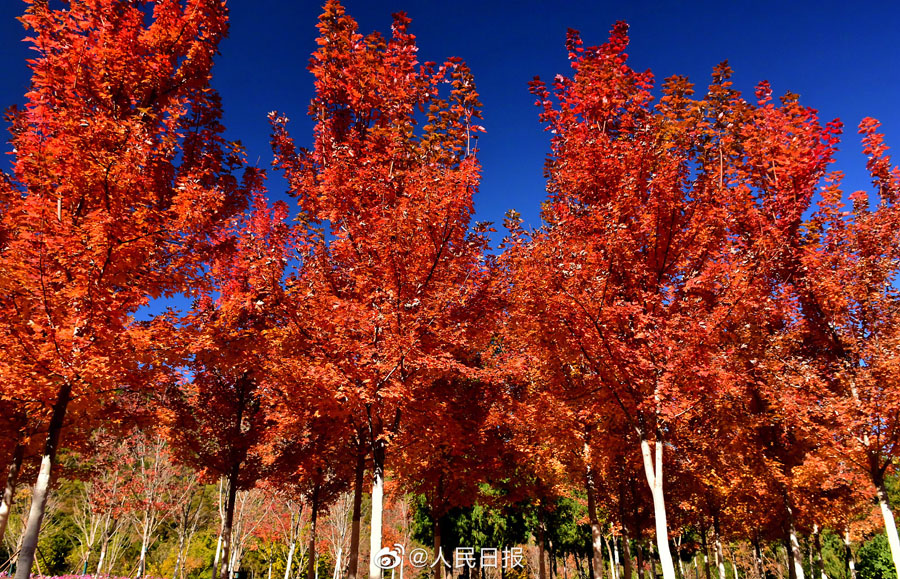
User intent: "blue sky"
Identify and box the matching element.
[1,0,898,242]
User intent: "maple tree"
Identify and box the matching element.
[161,192,290,579]
[0,1,252,577]
[0,3,898,579]
[795,117,900,578]
[270,3,490,578]
[505,22,847,579]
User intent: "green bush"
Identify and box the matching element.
[857,534,896,579]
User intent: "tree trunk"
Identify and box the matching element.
[842,529,855,579]
[369,442,386,579]
[701,528,712,579]
[783,538,795,579]
[785,505,804,579]
[874,475,900,579]
[713,515,726,579]
[138,518,150,578]
[15,381,71,579]
[214,533,224,579]
[812,525,824,579]
[623,527,634,579]
[0,441,25,544]
[587,468,607,579]
[97,536,108,576]
[539,519,548,579]
[81,544,92,574]
[752,536,764,579]
[675,536,686,579]
[605,535,618,579]
[309,489,320,579]
[434,514,443,579]
[349,452,365,579]
[219,462,241,579]
[636,539,645,579]
[176,490,203,579]
[174,521,187,579]
[285,541,297,579]
[639,436,676,579]
[613,536,622,579]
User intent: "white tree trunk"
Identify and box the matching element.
[613,537,621,579]
[639,436,676,579]
[586,462,606,579]
[139,539,149,578]
[368,467,384,579]
[285,542,297,579]
[786,513,804,579]
[15,383,71,579]
[843,530,856,579]
[713,527,726,579]
[605,536,618,579]
[96,540,107,576]
[876,482,900,579]
[214,533,224,578]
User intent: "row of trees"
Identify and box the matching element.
[0,2,898,579]
[1,433,895,579]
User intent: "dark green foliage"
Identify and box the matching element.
[412,493,530,555]
[36,512,78,576]
[858,534,896,579]
[545,496,590,559]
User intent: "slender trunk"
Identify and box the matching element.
[605,536,618,579]
[782,539,793,579]
[434,514,443,579]
[638,436,676,579]
[177,492,203,579]
[701,528,711,579]
[0,441,25,544]
[81,545,92,575]
[752,536,763,579]
[285,541,297,579]
[539,519,548,579]
[369,443,386,579]
[587,467,606,579]
[713,515,726,579]
[785,505,804,579]
[812,525,824,579]
[675,536,686,579]
[15,381,71,579]
[614,536,622,579]
[138,518,150,578]
[842,529,855,579]
[214,533,224,579]
[219,462,241,579]
[635,540,645,579]
[874,476,900,579]
[550,536,556,579]
[309,489,320,579]
[97,537,108,576]
[230,539,240,578]
[623,527,634,579]
[730,550,739,579]
[349,452,365,579]
[174,522,187,579]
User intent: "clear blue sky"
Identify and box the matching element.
[1,1,898,242]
